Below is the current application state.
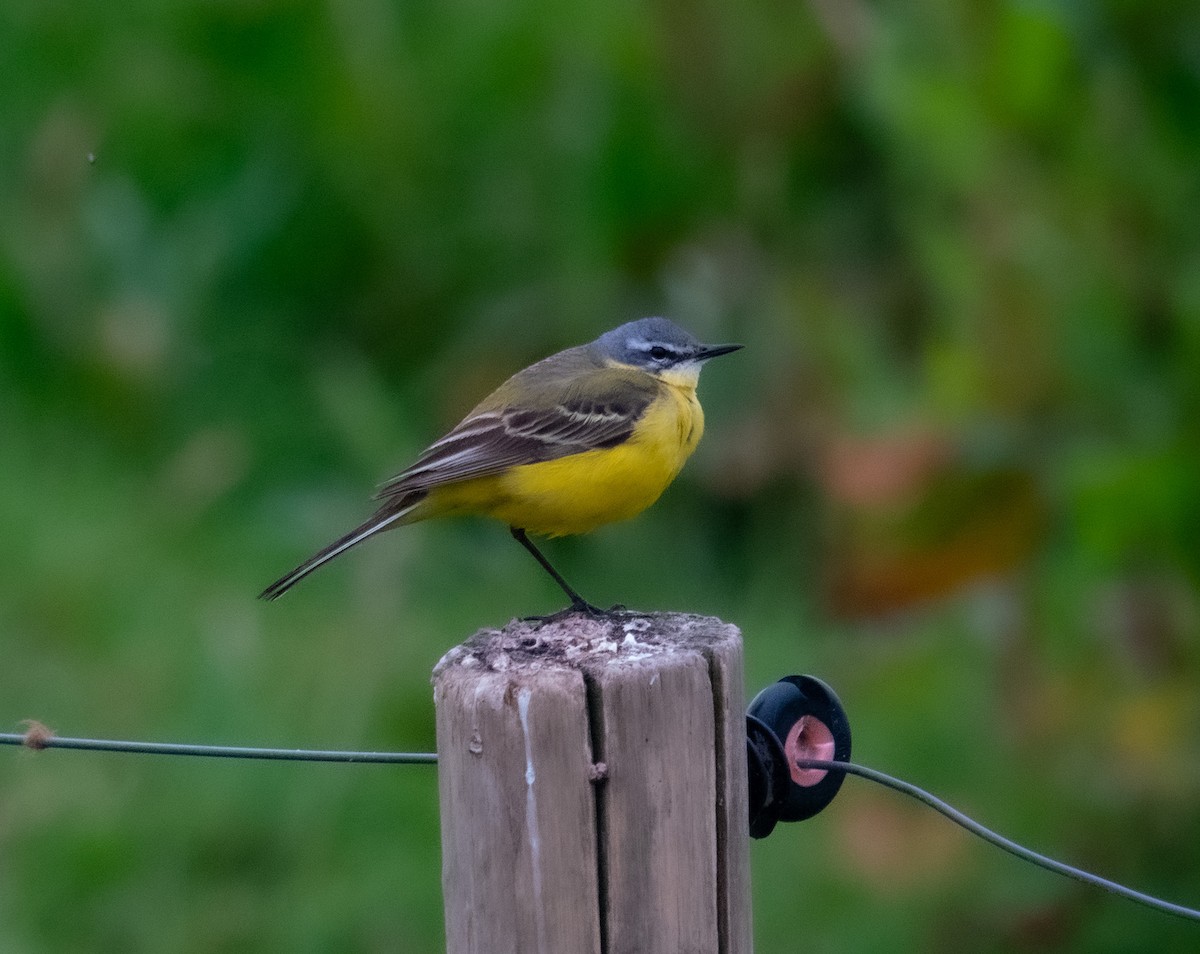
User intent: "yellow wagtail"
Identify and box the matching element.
[259,316,742,612]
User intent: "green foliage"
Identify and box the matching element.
[2,0,1199,949]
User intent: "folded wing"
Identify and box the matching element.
[376,374,658,499]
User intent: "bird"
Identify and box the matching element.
[259,316,742,612]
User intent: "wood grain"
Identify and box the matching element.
[435,663,601,954]
[434,613,749,954]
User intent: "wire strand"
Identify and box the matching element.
[0,731,436,764]
[793,758,1200,923]
[5,726,1196,921]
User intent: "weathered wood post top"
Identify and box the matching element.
[434,611,751,954]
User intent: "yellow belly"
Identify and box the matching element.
[426,384,705,536]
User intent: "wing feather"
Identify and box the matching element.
[375,370,657,499]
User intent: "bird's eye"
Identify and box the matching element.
[648,346,670,360]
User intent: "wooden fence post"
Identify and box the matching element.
[433,612,751,954]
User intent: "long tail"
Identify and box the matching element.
[259,497,423,600]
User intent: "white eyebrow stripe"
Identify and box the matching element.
[632,338,689,356]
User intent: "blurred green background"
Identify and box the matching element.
[3,0,1199,949]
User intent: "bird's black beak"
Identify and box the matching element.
[696,342,744,361]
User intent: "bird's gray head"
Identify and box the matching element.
[592,317,742,374]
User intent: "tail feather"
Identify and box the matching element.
[259,499,420,600]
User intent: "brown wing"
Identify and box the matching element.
[375,369,658,499]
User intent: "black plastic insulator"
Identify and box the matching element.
[745,675,852,838]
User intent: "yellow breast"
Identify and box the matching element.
[431,379,705,537]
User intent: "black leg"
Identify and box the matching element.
[510,527,607,616]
